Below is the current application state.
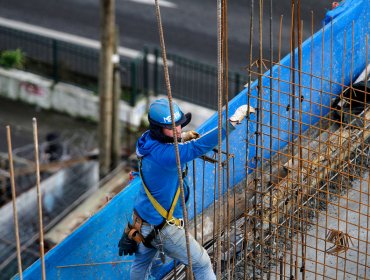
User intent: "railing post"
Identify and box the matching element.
[52,39,59,84]
[234,72,241,97]
[130,60,137,106]
[153,48,159,96]
[143,46,149,98]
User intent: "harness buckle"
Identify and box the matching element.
[166,218,184,229]
[178,218,184,229]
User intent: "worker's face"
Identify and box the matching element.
[162,125,182,138]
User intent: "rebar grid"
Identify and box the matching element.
[167,3,370,278]
[163,0,370,279]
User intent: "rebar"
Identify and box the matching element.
[32,118,46,280]
[216,0,225,277]
[154,0,194,279]
[6,126,23,280]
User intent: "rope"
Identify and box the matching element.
[153,1,193,278]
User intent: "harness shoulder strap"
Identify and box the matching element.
[139,158,180,221]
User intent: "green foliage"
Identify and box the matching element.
[0,49,25,69]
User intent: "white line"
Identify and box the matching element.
[0,16,161,62]
[128,0,177,8]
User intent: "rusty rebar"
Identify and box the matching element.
[154,1,194,278]
[6,126,23,280]
[32,118,46,280]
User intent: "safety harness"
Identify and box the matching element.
[125,158,187,250]
[138,158,185,228]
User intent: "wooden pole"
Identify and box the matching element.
[99,0,115,178]
[32,118,46,280]
[6,126,23,280]
[111,26,122,169]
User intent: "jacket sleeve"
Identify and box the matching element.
[153,121,235,166]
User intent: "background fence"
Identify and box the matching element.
[0,25,245,110]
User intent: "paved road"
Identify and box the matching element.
[0,0,331,71]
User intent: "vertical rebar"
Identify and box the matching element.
[213,161,217,272]
[192,160,197,241]
[363,35,369,280]
[305,12,314,280]
[222,0,232,278]
[216,0,224,277]
[296,0,305,276]
[287,3,296,278]
[244,0,254,279]
[154,1,193,278]
[6,126,23,280]
[327,22,335,278]
[334,26,347,280]
[32,118,46,280]
[267,0,273,277]
[355,42,367,278]
[343,21,356,279]
[232,157,237,279]
[258,0,265,277]
[314,21,325,278]
[201,159,205,245]
[275,14,283,279]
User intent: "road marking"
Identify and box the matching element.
[0,16,173,66]
[128,0,177,8]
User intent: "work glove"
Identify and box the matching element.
[118,230,138,256]
[181,130,200,142]
[229,105,256,124]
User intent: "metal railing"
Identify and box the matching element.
[0,25,245,109]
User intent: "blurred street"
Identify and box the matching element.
[0,0,331,71]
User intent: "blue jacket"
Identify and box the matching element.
[134,124,234,226]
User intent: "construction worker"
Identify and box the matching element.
[118,98,254,279]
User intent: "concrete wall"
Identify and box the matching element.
[0,68,215,130]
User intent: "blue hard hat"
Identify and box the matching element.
[148,99,191,128]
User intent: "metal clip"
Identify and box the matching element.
[166,218,184,229]
[156,230,166,264]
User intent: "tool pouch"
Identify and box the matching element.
[126,210,145,244]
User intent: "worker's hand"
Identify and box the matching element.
[181,130,200,142]
[118,230,138,256]
[229,105,256,124]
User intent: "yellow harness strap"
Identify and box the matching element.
[139,159,183,227]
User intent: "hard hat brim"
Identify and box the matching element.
[181,113,192,128]
[148,112,191,128]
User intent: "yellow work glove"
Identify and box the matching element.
[181,130,200,142]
